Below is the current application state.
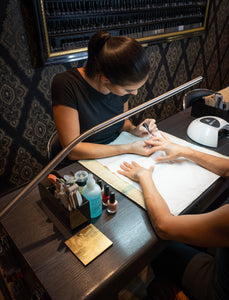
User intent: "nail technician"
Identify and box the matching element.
[52,31,157,160]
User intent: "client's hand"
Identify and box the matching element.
[144,132,185,162]
[118,161,154,182]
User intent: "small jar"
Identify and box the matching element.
[75,170,88,194]
[107,192,118,214]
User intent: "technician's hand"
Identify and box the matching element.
[131,118,157,137]
[144,132,185,162]
[118,161,154,182]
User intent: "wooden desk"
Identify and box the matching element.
[0,108,228,300]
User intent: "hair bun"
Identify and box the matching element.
[98,31,111,47]
[103,33,111,43]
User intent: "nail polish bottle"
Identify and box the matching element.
[102,185,110,208]
[107,192,118,214]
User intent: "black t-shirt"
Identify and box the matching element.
[52,68,129,144]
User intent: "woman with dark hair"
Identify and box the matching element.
[52,31,157,161]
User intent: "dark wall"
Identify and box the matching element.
[0,0,228,195]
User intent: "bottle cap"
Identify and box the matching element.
[97,179,103,190]
[104,185,110,196]
[75,170,88,186]
[109,192,115,203]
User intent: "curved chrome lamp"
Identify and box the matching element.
[0,76,203,219]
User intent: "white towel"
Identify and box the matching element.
[97,131,223,216]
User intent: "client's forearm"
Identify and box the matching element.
[137,170,173,240]
[179,146,229,177]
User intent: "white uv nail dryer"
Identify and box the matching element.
[187,116,229,147]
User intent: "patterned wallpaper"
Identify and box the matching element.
[0,0,228,196]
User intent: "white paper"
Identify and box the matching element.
[97,131,222,215]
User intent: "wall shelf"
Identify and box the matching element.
[32,0,210,65]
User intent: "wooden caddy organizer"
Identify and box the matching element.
[39,178,91,232]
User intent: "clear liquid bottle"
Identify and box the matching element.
[82,174,102,219]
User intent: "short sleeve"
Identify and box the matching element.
[51,73,78,110]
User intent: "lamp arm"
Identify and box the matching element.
[0,76,202,219]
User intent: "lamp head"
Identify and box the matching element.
[187,116,229,147]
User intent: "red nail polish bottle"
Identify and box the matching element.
[102,185,109,207]
[107,192,118,214]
